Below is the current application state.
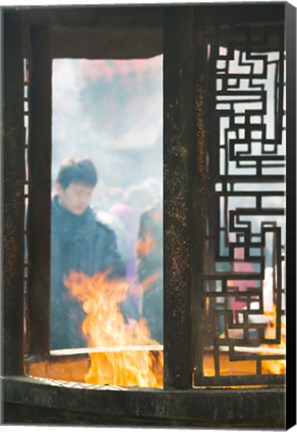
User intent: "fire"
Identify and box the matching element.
[139,272,161,294]
[136,231,155,257]
[203,305,286,379]
[64,271,163,388]
[261,305,286,375]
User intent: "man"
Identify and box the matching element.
[50,157,126,350]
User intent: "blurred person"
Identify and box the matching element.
[109,178,162,279]
[50,157,126,350]
[108,180,162,320]
[136,200,163,344]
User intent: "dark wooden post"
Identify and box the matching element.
[3,10,25,375]
[27,25,52,355]
[163,6,195,389]
[191,12,210,384]
[285,2,296,429]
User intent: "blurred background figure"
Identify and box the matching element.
[136,200,163,344]
[101,178,161,309]
[109,178,161,278]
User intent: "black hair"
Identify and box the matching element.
[57,157,98,189]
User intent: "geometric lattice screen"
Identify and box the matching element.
[193,23,286,387]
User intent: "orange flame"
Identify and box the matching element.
[64,271,163,388]
[203,306,286,379]
[261,306,286,375]
[136,231,155,257]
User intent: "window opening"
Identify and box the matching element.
[193,24,286,387]
[26,56,164,389]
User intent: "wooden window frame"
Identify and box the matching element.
[2,4,295,428]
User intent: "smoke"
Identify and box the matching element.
[52,56,163,212]
[77,58,161,83]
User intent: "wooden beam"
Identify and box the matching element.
[27,25,52,355]
[3,10,25,375]
[19,6,163,28]
[163,6,195,390]
[51,26,162,59]
[3,377,285,428]
[285,1,296,429]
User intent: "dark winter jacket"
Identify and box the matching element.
[50,196,126,350]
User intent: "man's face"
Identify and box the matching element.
[56,181,94,215]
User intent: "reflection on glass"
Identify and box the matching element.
[49,57,163,387]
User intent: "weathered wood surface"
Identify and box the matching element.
[27,25,52,355]
[163,7,195,390]
[3,376,285,428]
[3,9,25,376]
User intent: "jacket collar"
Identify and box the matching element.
[51,195,96,241]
